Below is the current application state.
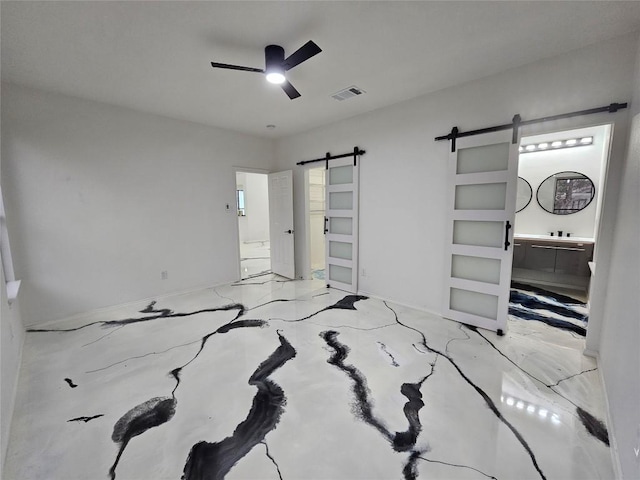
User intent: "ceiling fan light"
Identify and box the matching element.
[265,71,285,84]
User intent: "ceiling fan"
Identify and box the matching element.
[210,40,322,99]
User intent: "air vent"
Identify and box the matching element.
[331,85,365,101]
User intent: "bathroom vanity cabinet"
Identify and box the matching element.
[512,235,594,290]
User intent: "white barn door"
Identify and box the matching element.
[325,158,359,293]
[442,130,519,334]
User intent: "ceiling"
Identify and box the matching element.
[2,1,640,138]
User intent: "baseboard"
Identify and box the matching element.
[594,353,623,479]
[357,289,443,320]
[25,280,238,329]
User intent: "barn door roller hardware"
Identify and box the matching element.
[296,146,366,168]
[435,102,627,153]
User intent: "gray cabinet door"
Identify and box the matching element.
[525,243,556,272]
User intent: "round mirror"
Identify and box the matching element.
[516,177,533,213]
[536,171,595,215]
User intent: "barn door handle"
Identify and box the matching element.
[285,229,294,234]
[324,217,329,234]
[504,221,512,251]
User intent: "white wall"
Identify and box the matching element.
[275,32,638,316]
[516,125,610,239]
[1,87,26,474]
[1,83,275,326]
[597,33,640,480]
[0,258,24,473]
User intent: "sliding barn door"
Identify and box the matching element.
[443,130,519,334]
[325,158,359,293]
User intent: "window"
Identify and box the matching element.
[236,189,246,216]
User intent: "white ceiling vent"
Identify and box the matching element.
[331,85,365,101]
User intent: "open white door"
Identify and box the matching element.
[268,170,295,279]
[325,157,359,293]
[443,130,519,334]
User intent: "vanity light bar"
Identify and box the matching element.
[518,136,593,153]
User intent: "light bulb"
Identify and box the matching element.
[266,72,286,84]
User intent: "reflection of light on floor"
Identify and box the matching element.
[500,394,561,425]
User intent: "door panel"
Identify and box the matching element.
[325,158,359,293]
[443,130,519,334]
[268,170,295,279]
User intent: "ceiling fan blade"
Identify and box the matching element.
[210,62,264,73]
[281,80,301,100]
[282,40,322,71]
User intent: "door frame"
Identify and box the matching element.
[303,166,326,280]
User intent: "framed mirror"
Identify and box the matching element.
[536,171,595,215]
[516,177,533,213]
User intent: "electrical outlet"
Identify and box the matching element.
[161,271,168,280]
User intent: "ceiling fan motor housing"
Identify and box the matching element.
[265,45,285,75]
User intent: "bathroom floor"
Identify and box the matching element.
[4,275,613,480]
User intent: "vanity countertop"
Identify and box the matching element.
[514,233,595,244]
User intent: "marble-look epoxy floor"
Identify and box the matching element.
[5,275,613,480]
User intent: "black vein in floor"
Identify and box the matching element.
[64,378,77,388]
[576,407,610,446]
[548,367,598,387]
[469,327,608,442]
[418,455,498,479]
[182,331,296,480]
[275,294,368,323]
[67,414,104,423]
[170,318,267,396]
[384,302,547,480]
[320,330,434,480]
[81,325,125,348]
[109,396,177,480]
[27,302,247,333]
[85,338,202,374]
[377,341,400,367]
[260,440,284,480]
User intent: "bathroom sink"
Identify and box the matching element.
[514,233,595,243]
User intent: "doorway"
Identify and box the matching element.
[511,124,612,336]
[307,167,326,280]
[235,172,271,279]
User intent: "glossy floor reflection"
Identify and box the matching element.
[4,275,613,479]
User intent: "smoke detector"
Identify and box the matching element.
[331,85,365,101]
